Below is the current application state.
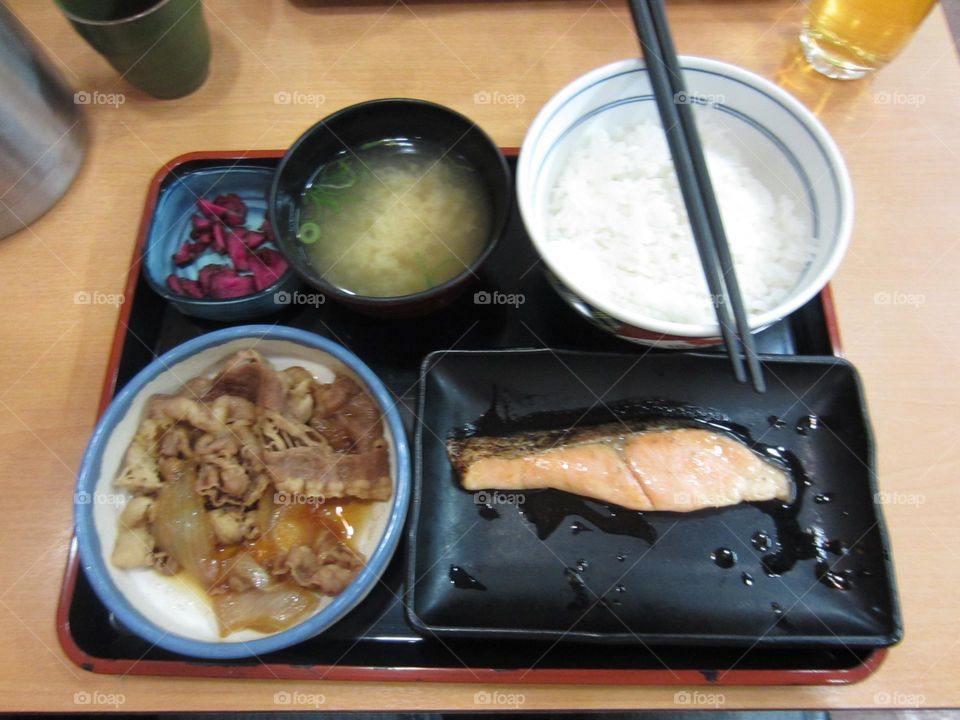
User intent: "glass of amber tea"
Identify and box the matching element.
[800,0,938,80]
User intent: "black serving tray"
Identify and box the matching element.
[57,150,891,684]
[408,350,900,647]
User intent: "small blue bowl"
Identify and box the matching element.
[143,164,299,321]
[75,326,411,659]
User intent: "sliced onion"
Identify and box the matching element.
[151,460,219,589]
[221,553,273,590]
[212,587,318,636]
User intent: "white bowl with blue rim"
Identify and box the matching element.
[517,57,853,348]
[74,325,410,659]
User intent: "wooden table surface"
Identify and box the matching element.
[1,0,958,712]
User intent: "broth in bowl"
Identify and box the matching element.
[297,140,491,298]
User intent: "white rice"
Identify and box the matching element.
[546,118,814,326]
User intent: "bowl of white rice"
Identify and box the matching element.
[516,57,853,348]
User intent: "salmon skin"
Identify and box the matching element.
[447,422,793,513]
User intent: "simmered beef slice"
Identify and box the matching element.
[309,375,384,453]
[264,442,391,501]
[203,350,286,411]
[277,533,364,595]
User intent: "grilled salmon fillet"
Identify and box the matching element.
[447,424,792,512]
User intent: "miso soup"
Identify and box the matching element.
[297,139,491,297]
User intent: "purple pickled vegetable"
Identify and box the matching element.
[213,193,247,226]
[191,215,214,238]
[211,222,227,254]
[256,247,286,269]
[197,198,231,220]
[251,248,289,291]
[166,193,285,302]
[226,231,252,273]
[252,266,279,292]
[172,240,205,267]
[167,275,204,299]
[180,278,204,299]
[197,263,230,295]
[192,230,212,247]
[208,270,256,299]
[247,230,267,250]
[232,228,266,249]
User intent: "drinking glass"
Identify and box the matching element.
[800,0,937,80]
[56,0,210,99]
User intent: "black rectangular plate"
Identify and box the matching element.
[65,153,890,674]
[408,350,901,648]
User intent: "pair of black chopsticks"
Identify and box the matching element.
[628,0,765,393]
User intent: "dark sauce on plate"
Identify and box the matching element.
[449,565,486,591]
[477,504,500,521]
[711,547,737,569]
[518,492,658,543]
[564,566,591,611]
